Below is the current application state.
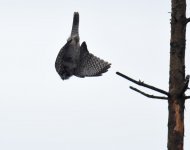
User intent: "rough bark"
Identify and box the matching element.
[168,0,187,149]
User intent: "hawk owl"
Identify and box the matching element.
[55,12,111,80]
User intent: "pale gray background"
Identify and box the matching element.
[0,0,190,149]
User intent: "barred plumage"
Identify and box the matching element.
[75,42,111,77]
[55,12,111,80]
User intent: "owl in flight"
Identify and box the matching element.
[55,12,111,80]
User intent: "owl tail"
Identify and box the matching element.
[74,42,111,77]
[71,12,79,36]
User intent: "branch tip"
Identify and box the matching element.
[116,71,169,96]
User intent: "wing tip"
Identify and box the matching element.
[93,62,111,76]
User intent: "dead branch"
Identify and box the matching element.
[185,96,190,99]
[186,18,190,24]
[116,72,169,96]
[180,75,190,96]
[130,86,168,100]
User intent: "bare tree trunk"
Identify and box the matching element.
[116,0,190,149]
[168,0,187,149]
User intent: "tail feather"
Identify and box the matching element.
[71,12,79,36]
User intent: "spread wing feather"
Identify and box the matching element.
[75,42,111,77]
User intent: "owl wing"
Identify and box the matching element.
[74,42,111,77]
[55,39,74,80]
[55,39,72,71]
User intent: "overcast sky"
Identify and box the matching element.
[0,0,190,150]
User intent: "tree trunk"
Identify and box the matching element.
[168,0,187,149]
[117,0,189,149]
